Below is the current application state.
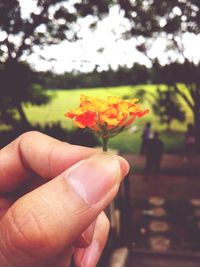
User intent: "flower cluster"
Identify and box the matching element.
[65,95,149,141]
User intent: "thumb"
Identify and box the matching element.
[0,152,129,267]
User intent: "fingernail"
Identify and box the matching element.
[65,152,121,204]
[81,240,101,267]
[75,220,96,247]
[81,220,96,245]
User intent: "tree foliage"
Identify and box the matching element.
[0,0,112,63]
[153,87,185,130]
[117,0,200,150]
[0,59,51,126]
[38,63,150,89]
[152,61,200,149]
[0,0,113,126]
[117,0,200,38]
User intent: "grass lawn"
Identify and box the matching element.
[23,85,192,153]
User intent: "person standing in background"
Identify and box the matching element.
[144,131,164,180]
[140,122,152,154]
[184,123,196,162]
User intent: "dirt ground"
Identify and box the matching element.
[122,154,200,199]
[119,153,200,267]
[126,252,200,267]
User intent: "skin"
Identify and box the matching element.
[0,131,129,267]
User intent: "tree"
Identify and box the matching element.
[0,0,111,63]
[152,61,200,148]
[116,0,200,150]
[0,0,112,126]
[0,60,51,126]
[153,87,185,130]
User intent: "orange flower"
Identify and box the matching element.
[65,95,149,141]
[73,111,96,128]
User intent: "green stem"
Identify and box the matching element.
[102,138,108,152]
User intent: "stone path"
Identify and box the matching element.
[118,154,200,267]
[126,252,200,267]
[121,153,200,199]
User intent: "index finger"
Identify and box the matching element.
[0,131,96,192]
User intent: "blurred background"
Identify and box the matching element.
[0,0,200,266]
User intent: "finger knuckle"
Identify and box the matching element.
[100,212,110,229]
[7,205,53,254]
[104,215,110,229]
[19,131,43,142]
[103,215,110,233]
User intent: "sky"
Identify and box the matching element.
[19,0,200,73]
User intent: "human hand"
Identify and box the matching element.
[0,132,129,267]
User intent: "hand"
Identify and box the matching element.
[0,132,129,267]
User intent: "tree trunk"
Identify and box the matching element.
[1,110,18,127]
[194,109,200,153]
[16,102,30,128]
[166,120,171,131]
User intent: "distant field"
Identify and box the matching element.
[24,85,193,153]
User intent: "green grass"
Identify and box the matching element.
[23,85,192,153]
[24,86,135,127]
[107,129,184,153]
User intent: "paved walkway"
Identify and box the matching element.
[118,154,200,267]
[126,252,200,267]
[122,153,200,172]
[121,154,200,199]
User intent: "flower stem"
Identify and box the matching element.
[102,138,108,152]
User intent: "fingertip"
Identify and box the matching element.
[116,156,130,178]
[74,220,96,248]
[74,248,85,267]
[77,212,110,267]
